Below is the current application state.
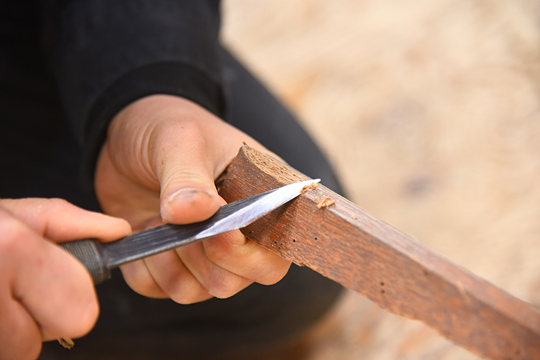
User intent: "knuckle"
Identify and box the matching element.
[127,276,159,298]
[61,299,99,338]
[154,119,205,149]
[46,198,72,214]
[258,268,288,286]
[203,241,228,265]
[170,287,211,305]
[206,271,248,299]
[156,272,184,299]
[180,122,206,143]
[45,275,99,339]
[159,270,210,305]
[258,261,291,285]
[75,294,99,335]
[0,215,29,254]
[48,197,70,207]
[203,234,239,266]
[121,266,162,298]
[31,198,72,223]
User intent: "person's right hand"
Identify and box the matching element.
[0,198,131,360]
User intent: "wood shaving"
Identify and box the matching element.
[58,338,74,349]
[317,197,336,209]
[301,182,319,194]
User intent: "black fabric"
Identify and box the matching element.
[39,0,226,188]
[0,0,100,208]
[0,0,345,358]
[41,0,224,142]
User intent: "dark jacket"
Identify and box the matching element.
[0,0,224,196]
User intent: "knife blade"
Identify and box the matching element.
[61,179,320,284]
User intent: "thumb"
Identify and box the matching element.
[108,95,240,225]
[157,134,224,225]
[160,179,223,225]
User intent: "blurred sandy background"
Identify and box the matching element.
[222,0,540,359]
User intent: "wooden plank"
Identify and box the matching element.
[217,145,540,360]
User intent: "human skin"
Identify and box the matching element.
[95,94,292,304]
[0,198,131,360]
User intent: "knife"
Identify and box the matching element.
[60,179,320,284]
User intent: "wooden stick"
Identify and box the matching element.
[217,145,540,360]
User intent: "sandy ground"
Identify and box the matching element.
[222,0,540,358]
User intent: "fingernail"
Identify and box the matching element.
[165,188,214,204]
[161,188,216,222]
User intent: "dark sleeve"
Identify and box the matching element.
[40,0,225,185]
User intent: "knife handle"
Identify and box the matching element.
[60,239,111,285]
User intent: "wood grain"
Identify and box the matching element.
[217,145,540,360]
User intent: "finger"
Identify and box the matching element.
[203,230,292,285]
[119,218,171,298]
[120,260,168,298]
[0,210,99,341]
[0,198,132,243]
[176,239,253,298]
[121,217,213,303]
[0,293,42,360]
[153,118,224,224]
[121,255,213,304]
[143,250,213,304]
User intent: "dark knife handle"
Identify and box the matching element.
[60,239,111,284]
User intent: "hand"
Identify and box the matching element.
[0,198,131,359]
[95,94,291,304]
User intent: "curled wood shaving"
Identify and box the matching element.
[317,197,336,209]
[57,338,74,349]
[301,182,319,194]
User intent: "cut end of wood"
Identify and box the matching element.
[242,145,310,184]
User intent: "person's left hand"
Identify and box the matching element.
[95,94,291,304]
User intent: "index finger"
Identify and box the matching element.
[0,198,132,243]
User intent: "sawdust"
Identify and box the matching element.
[301,182,319,194]
[317,198,336,209]
[57,338,74,349]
